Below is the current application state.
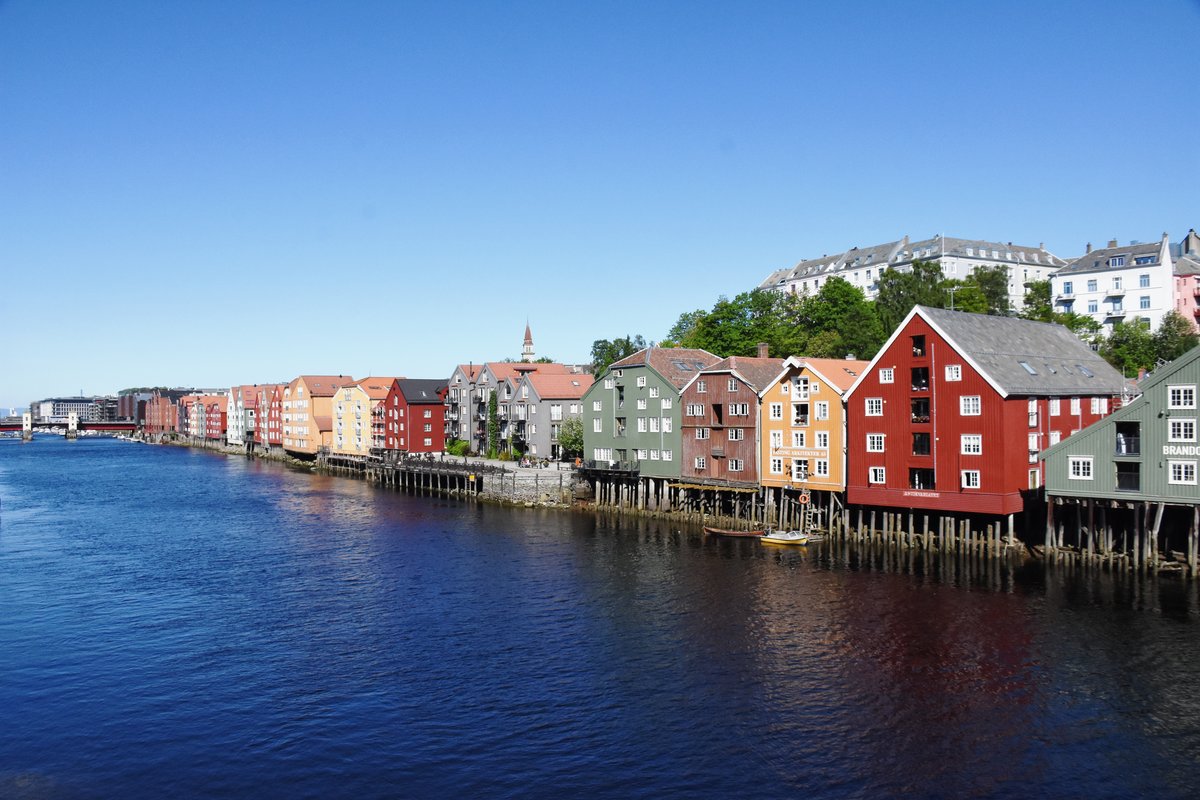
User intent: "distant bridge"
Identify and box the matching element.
[0,420,138,433]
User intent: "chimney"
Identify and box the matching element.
[757,342,769,358]
[1108,238,1118,248]
[1086,242,1092,254]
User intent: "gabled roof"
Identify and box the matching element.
[525,373,594,400]
[397,379,447,404]
[765,357,869,398]
[483,361,570,381]
[1174,253,1200,277]
[847,306,1125,399]
[314,415,332,432]
[610,347,721,389]
[354,376,401,402]
[1056,234,1168,276]
[294,375,354,397]
[693,356,786,393]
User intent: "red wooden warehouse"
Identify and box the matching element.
[845,306,1126,522]
[381,378,449,455]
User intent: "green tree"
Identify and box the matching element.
[874,259,947,333]
[591,335,646,374]
[1101,321,1157,375]
[800,277,884,359]
[944,281,988,314]
[557,417,584,459]
[663,309,707,348]
[1055,311,1103,346]
[487,393,500,457]
[686,288,807,358]
[1020,279,1054,322]
[1153,311,1200,364]
[964,264,1012,316]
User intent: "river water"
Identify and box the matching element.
[2,437,1199,799]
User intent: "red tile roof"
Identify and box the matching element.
[611,347,721,388]
[526,373,594,399]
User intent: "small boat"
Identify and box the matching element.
[761,530,810,545]
[703,526,765,538]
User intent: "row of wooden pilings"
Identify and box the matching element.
[1044,497,1200,577]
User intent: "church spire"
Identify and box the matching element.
[521,322,535,362]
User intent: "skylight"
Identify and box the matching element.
[1077,365,1095,378]
[1018,361,1038,375]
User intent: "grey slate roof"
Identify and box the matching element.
[700,356,787,393]
[918,306,1125,396]
[1174,253,1200,277]
[397,379,446,404]
[1055,240,1163,276]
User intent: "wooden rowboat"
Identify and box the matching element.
[761,530,810,545]
[703,526,765,538]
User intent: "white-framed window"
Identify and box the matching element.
[815,402,829,420]
[792,431,805,448]
[1169,385,1197,409]
[1139,273,1151,287]
[961,470,981,489]
[728,428,744,441]
[592,400,602,411]
[960,396,981,416]
[649,450,660,460]
[1169,461,1197,485]
[661,449,672,461]
[961,434,982,454]
[694,456,707,470]
[593,418,603,432]
[637,398,647,410]
[811,382,820,394]
[1169,419,1196,442]
[879,368,894,384]
[866,433,885,452]
[637,417,647,433]
[660,397,670,409]
[686,404,704,417]
[604,379,614,389]
[696,380,707,393]
[648,417,660,433]
[815,431,829,449]
[594,447,613,462]
[1091,397,1108,415]
[1070,397,1081,415]
[729,458,744,472]
[1140,296,1151,310]
[769,430,783,449]
[814,459,829,477]
[728,378,739,392]
[769,403,783,420]
[1049,431,1061,446]
[636,449,648,460]
[792,459,809,480]
[865,398,883,416]
[1068,456,1093,480]
[868,466,886,484]
[423,438,432,447]
[662,418,672,433]
[636,376,646,387]
[769,457,783,474]
[649,387,660,398]
[1049,398,1060,416]
[728,403,749,416]
[695,427,710,440]
[945,364,962,381]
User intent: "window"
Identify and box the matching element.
[1049,398,1061,416]
[961,470,981,489]
[662,418,672,433]
[728,379,738,392]
[792,431,805,448]
[770,403,783,420]
[728,403,750,416]
[660,397,671,409]
[866,434,885,452]
[960,396,981,416]
[649,450,660,461]
[866,398,883,416]
[945,365,962,381]
[1088,300,1099,313]
[1091,397,1108,415]
[1140,296,1151,310]
[880,368,894,384]
[961,434,982,454]
[1169,385,1197,409]
[869,466,886,484]
[728,428,744,441]
[661,450,672,462]
[792,459,809,480]
[1068,456,1093,480]
[696,428,710,440]
[636,376,646,387]
[729,459,744,472]
[815,431,829,449]
[593,418,603,433]
[1087,279,1097,292]
[1063,281,1074,294]
[1169,461,1197,485]
[649,417,659,433]
[1070,397,1081,415]
[770,457,783,475]
[696,380,707,393]
[814,459,829,477]
[769,430,782,449]
[686,404,705,416]
[593,400,602,412]
[604,379,614,389]
[637,398,647,410]
[695,456,707,470]
[637,417,647,433]
[1169,419,1196,442]
[1111,258,1125,269]
[649,387,660,398]
[636,449,648,460]
[423,423,432,432]
[594,447,612,462]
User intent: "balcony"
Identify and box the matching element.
[581,459,639,474]
[792,415,809,427]
[1106,286,1126,297]
[1105,308,1126,319]
[1116,467,1140,492]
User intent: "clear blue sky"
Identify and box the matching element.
[2,0,1197,408]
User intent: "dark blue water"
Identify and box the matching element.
[2,437,1200,799]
